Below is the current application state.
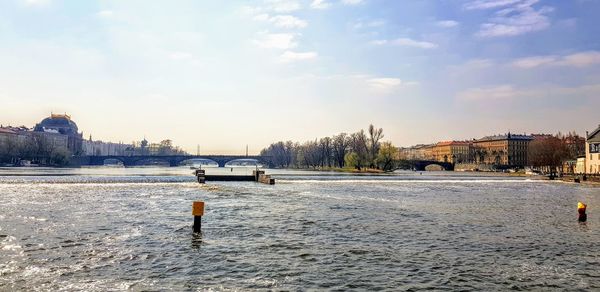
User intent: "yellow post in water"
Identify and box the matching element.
[193,201,205,232]
[578,201,587,222]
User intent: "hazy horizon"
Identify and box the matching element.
[1,0,599,154]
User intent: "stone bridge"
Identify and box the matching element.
[79,155,270,167]
[403,160,454,171]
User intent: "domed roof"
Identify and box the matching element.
[34,114,79,136]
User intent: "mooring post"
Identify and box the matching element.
[193,201,205,232]
[196,169,206,184]
[578,202,587,222]
[253,170,264,181]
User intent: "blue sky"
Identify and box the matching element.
[1,0,599,153]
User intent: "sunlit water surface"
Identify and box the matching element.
[1,167,599,291]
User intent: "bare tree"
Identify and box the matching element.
[319,137,333,167]
[376,142,398,171]
[528,135,569,176]
[348,130,369,170]
[368,124,384,167]
[259,124,395,171]
[332,133,349,168]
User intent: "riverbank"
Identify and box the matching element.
[560,174,600,186]
[278,167,386,174]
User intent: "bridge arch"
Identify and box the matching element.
[102,158,124,166]
[134,158,171,166]
[179,158,219,167]
[83,155,269,167]
[425,164,445,171]
[402,160,454,171]
[224,158,263,167]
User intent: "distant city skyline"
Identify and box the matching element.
[1,0,599,154]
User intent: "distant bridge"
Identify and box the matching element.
[402,160,454,171]
[79,155,270,167]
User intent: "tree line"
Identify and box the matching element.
[260,124,399,171]
[128,139,187,156]
[0,134,72,166]
[527,132,585,175]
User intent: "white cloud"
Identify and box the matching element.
[372,38,438,49]
[354,19,385,29]
[559,51,600,67]
[367,78,417,92]
[457,85,519,100]
[96,10,114,18]
[511,51,600,68]
[255,14,308,29]
[463,0,523,10]
[241,1,301,17]
[473,0,553,37]
[393,38,437,48]
[254,33,298,49]
[311,0,331,9]
[458,83,600,102]
[511,55,557,68]
[303,74,418,95]
[279,51,318,63]
[266,0,301,12]
[341,0,363,5]
[436,20,459,28]
[22,0,50,6]
[367,78,402,89]
[369,40,388,46]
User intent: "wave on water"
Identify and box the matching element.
[0,176,198,184]
[278,179,538,184]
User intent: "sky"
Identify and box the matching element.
[0,0,599,154]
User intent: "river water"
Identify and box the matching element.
[1,167,599,291]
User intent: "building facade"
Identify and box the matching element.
[30,131,69,150]
[431,141,471,163]
[82,139,131,156]
[473,133,532,167]
[0,127,18,148]
[398,144,434,160]
[585,125,600,174]
[33,114,83,154]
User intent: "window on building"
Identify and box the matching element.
[591,143,600,153]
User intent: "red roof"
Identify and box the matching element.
[436,141,470,146]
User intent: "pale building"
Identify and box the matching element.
[585,125,600,174]
[0,128,18,147]
[576,157,586,174]
[398,144,434,160]
[431,141,471,163]
[473,133,532,167]
[0,126,29,147]
[30,131,69,150]
[82,139,131,156]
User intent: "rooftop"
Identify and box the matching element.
[588,124,600,141]
[477,133,533,142]
[51,113,71,120]
[436,141,471,146]
[34,113,80,136]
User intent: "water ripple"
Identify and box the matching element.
[0,171,599,290]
